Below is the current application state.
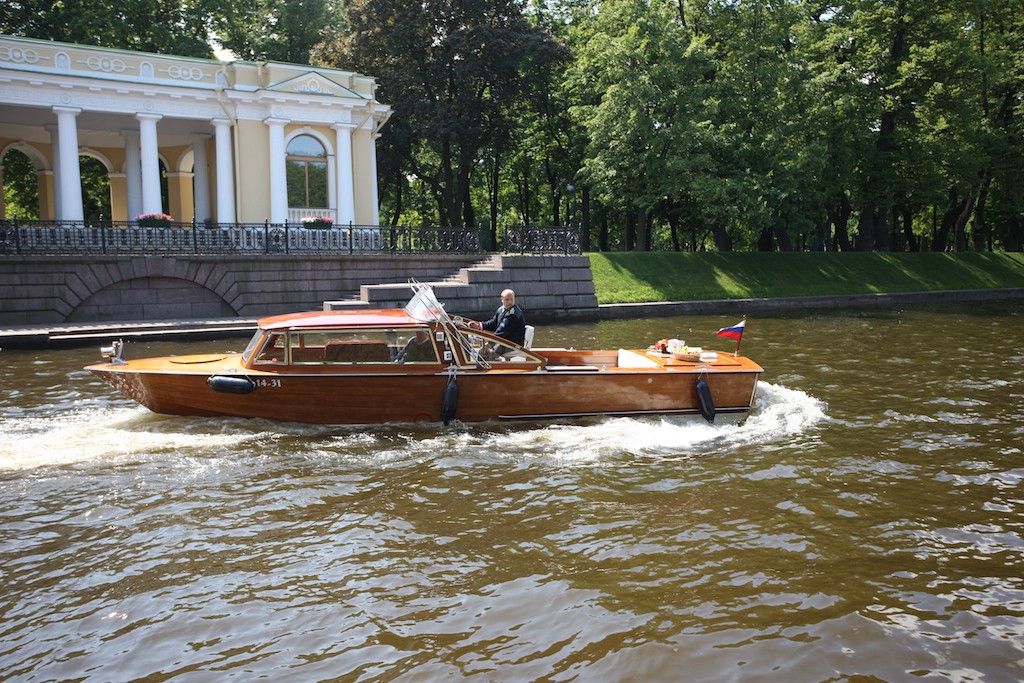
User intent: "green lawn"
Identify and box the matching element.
[588,252,1024,304]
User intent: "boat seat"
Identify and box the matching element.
[524,325,535,349]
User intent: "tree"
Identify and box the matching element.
[214,0,341,64]
[569,0,727,251]
[315,0,565,227]
[1,0,220,57]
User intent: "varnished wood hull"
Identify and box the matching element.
[87,355,761,425]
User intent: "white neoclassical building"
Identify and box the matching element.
[0,34,391,225]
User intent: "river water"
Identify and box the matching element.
[1,301,1022,682]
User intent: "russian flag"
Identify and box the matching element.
[716,319,745,341]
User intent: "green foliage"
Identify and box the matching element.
[80,156,111,220]
[589,251,1024,304]
[315,0,567,229]
[3,0,1023,253]
[0,0,219,57]
[1,149,38,219]
[214,0,341,63]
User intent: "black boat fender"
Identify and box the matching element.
[695,377,715,423]
[441,376,460,425]
[207,375,257,395]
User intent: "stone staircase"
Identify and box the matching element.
[323,254,599,322]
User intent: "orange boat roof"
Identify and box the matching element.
[258,308,424,331]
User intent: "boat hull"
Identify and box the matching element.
[87,361,760,425]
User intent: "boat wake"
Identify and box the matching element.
[0,407,270,471]
[435,381,828,462]
[0,382,825,471]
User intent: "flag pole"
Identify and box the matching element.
[734,316,746,357]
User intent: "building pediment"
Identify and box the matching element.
[266,72,365,100]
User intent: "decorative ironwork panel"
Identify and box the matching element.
[504,225,581,255]
[0,220,578,256]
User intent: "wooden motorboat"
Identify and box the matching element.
[86,284,763,425]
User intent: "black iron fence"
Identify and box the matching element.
[0,220,581,256]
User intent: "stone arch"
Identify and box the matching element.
[176,147,194,174]
[65,257,239,322]
[79,147,115,173]
[2,142,52,219]
[1,141,49,171]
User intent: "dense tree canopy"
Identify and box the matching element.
[3,0,1022,251]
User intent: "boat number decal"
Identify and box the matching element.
[254,378,283,388]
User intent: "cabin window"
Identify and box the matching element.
[250,328,441,365]
[253,333,287,365]
[391,328,439,364]
[276,328,434,365]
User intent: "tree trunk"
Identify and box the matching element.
[1001,216,1021,252]
[934,188,971,251]
[625,209,636,251]
[953,192,976,252]
[599,213,609,252]
[856,201,888,251]
[636,207,650,251]
[440,137,455,226]
[667,213,681,251]
[711,222,732,251]
[488,153,499,250]
[971,175,991,252]
[389,166,404,226]
[828,192,853,251]
[581,187,591,251]
[773,222,792,251]
[899,205,917,252]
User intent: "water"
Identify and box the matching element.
[1,302,1022,682]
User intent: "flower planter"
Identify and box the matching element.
[137,219,171,228]
[303,220,334,229]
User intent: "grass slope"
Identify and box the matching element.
[588,252,1024,304]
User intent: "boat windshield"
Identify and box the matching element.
[403,285,446,323]
[457,330,541,366]
[241,330,265,362]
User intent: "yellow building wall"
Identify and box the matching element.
[37,171,54,220]
[167,173,193,224]
[108,174,127,221]
[352,128,376,225]
[236,120,271,223]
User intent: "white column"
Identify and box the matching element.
[334,124,355,225]
[213,118,235,224]
[47,125,62,220]
[53,106,84,222]
[136,113,163,216]
[370,133,381,226]
[265,118,288,224]
[122,129,142,221]
[190,135,211,223]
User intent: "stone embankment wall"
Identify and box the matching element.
[0,253,599,325]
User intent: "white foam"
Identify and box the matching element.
[453,382,827,462]
[0,383,826,470]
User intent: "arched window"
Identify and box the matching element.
[286,135,328,209]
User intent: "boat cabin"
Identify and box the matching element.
[238,310,544,372]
